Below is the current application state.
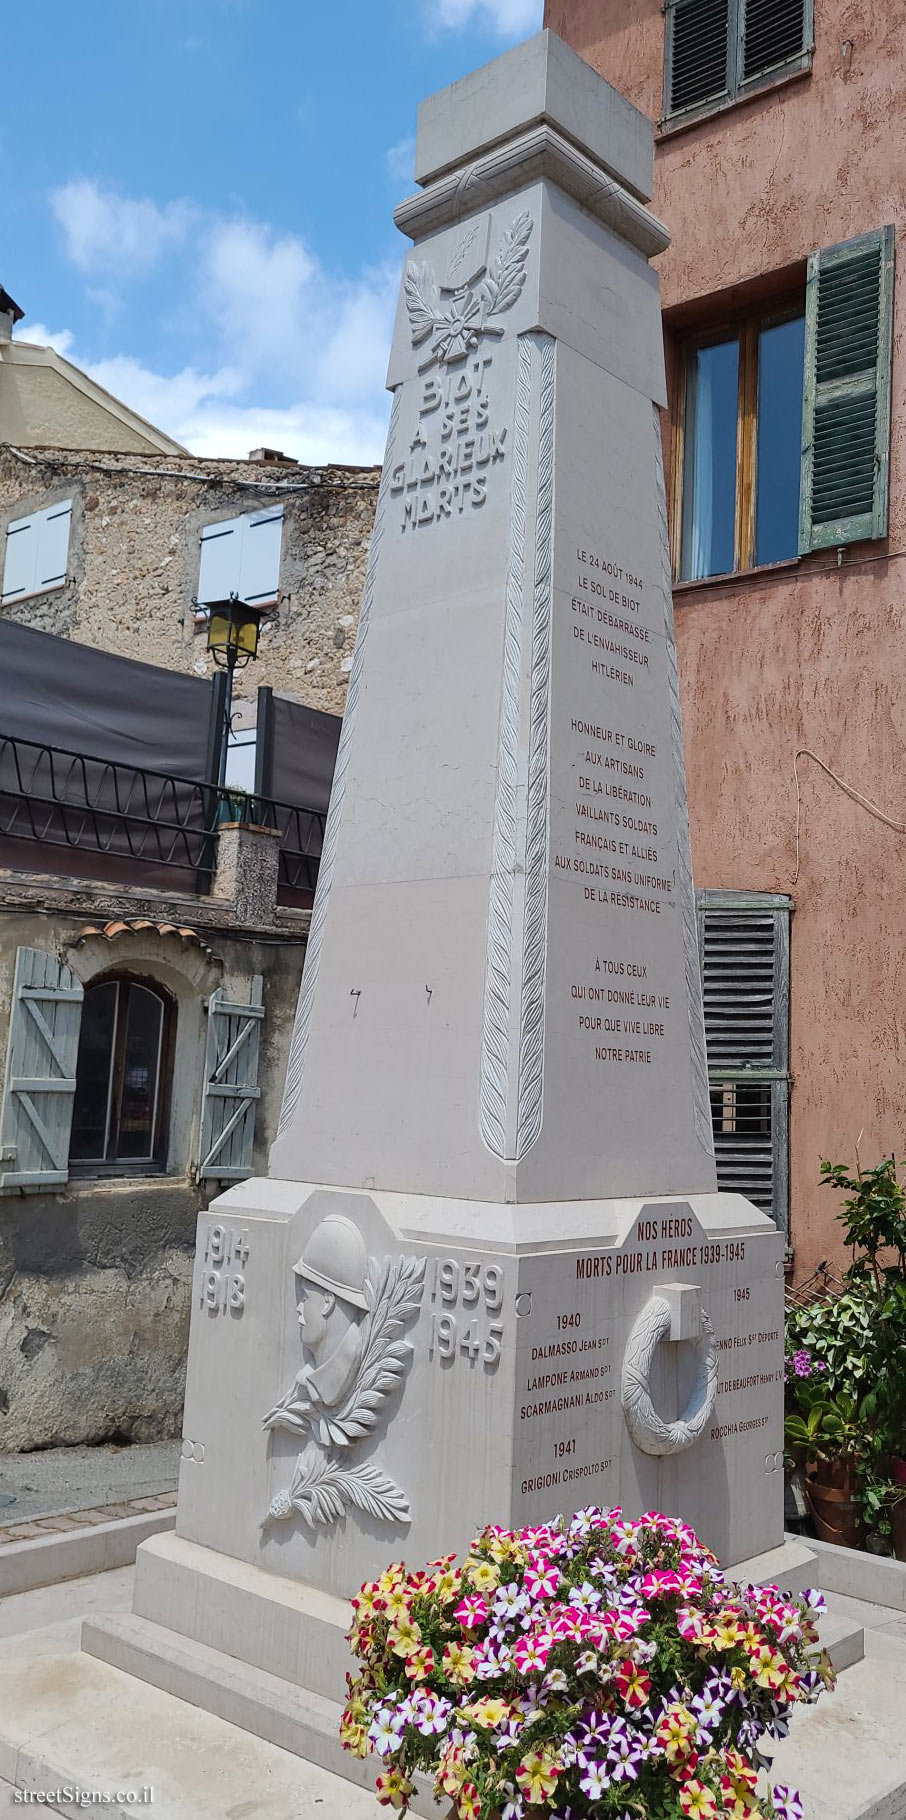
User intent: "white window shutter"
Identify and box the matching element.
[238,508,283,605]
[198,975,264,1181]
[198,517,242,604]
[2,516,39,602]
[38,502,73,589]
[0,948,84,1190]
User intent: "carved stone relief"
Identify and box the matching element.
[263,1212,425,1530]
[404,211,533,370]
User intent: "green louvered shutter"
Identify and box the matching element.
[799,227,895,552]
[697,894,791,1234]
[741,0,808,84]
[666,0,731,118]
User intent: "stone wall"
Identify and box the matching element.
[0,446,380,720]
[0,865,306,1451]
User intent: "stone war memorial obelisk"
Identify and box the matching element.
[84,29,789,1798]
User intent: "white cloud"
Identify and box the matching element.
[13,321,75,356]
[431,0,542,34]
[40,176,400,464]
[50,179,194,276]
[385,136,416,186]
[174,399,391,467]
[85,354,242,430]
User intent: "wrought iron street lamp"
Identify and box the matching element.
[204,594,263,789]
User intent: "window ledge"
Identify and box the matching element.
[658,57,813,143]
[0,580,67,609]
[673,557,801,596]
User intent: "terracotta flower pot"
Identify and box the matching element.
[889,1457,906,1561]
[805,1456,865,1549]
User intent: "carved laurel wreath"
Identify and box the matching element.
[405,211,533,366]
[265,1253,426,1532]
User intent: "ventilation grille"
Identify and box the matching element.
[743,0,807,82]
[669,0,730,114]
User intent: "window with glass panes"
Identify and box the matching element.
[676,303,806,581]
[69,976,174,1173]
[673,228,894,580]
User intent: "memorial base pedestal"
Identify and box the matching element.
[77,1174,789,1813]
[169,1177,787,1589]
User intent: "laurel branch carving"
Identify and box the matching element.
[517,331,555,1155]
[478,334,531,1158]
[276,390,402,1139]
[264,1250,425,1532]
[405,211,533,367]
[652,404,714,1160]
[621,1292,718,1457]
[479,331,555,1162]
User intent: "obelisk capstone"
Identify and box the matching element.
[83,34,787,1798]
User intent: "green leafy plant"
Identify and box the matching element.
[820,1155,906,1462]
[785,1391,864,1470]
[784,1292,872,1402]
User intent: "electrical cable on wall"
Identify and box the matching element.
[793,747,906,884]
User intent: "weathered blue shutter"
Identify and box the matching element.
[38,502,73,589]
[0,948,83,1190]
[198,976,264,1181]
[238,508,283,606]
[1,502,72,603]
[799,227,895,552]
[198,517,241,604]
[198,509,282,608]
[2,516,38,603]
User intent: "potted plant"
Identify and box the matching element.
[784,1389,866,1548]
[340,1505,834,1818]
[820,1156,906,1543]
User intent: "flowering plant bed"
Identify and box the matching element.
[340,1506,833,1818]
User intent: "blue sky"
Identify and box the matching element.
[2,0,543,463]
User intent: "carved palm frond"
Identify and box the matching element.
[282,1449,411,1529]
[481,212,533,318]
[447,217,483,284]
[320,1254,426,1449]
[404,263,440,345]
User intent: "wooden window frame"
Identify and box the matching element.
[670,293,805,584]
[662,0,814,132]
[69,973,176,1179]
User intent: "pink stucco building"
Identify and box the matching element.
[547,0,905,1280]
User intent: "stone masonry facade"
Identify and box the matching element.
[0,446,380,720]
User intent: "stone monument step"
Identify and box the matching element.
[728,1536,820,1596]
[815,1612,866,1674]
[81,1609,444,1818]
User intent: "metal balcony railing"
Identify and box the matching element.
[0,733,326,900]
